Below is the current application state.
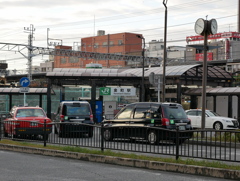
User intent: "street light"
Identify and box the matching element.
[136,35,145,102]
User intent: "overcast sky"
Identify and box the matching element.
[0,0,238,71]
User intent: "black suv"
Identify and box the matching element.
[53,101,94,137]
[103,102,193,144]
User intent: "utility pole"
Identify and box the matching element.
[24,24,35,81]
[162,0,168,102]
[136,35,145,102]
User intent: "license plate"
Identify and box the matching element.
[179,126,186,130]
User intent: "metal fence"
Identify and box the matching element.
[1,118,240,163]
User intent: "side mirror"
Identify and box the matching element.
[103,115,107,120]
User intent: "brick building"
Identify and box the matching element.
[54,31,143,68]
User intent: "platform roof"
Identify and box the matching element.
[47,64,232,79]
[184,87,240,96]
[46,64,233,87]
[0,88,55,95]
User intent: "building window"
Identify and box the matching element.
[109,41,114,46]
[227,65,232,72]
[103,42,108,47]
[60,58,67,64]
[94,43,99,48]
[118,40,123,45]
[69,57,79,63]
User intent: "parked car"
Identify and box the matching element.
[53,101,94,137]
[4,106,52,139]
[102,102,193,145]
[185,109,239,130]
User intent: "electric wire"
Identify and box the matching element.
[0,0,237,69]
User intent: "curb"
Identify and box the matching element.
[0,143,239,180]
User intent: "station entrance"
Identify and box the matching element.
[45,64,234,122]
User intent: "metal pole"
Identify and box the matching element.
[158,78,160,103]
[101,122,104,152]
[136,35,145,102]
[162,0,168,102]
[28,33,32,82]
[238,0,240,32]
[44,119,47,147]
[175,125,179,160]
[142,38,145,102]
[24,93,26,106]
[201,20,208,132]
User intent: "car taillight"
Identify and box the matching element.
[46,119,52,127]
[60,115,65,122]
[162,118,170,126]
[90,114,94,122]
[188,118,191,124]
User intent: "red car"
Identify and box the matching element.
[4,106,52,140]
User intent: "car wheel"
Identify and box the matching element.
[54,125,58,134]
[32,134,38,140]
[3,127,8,137]
[103,129,113,141]
[59,131,64,138]
[147,130,159,145]
[58,125,66,137]
[42,134,49,140]
[88,130,93,138]
[173,139,186,145]
[213,122,223,130]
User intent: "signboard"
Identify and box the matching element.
[20,77,30,87]
[104,101,117,116]
[100,87,111,95]
[19,87,29,93]
[186,32,240,42]
[100,87,136,96]
[149,73,162,85]
[196,52,213,61]
[111,87,136,96]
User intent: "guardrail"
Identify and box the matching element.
[1,119,240,163]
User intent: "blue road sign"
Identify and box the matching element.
[20,77,30,87]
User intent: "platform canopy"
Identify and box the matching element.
[46,64,234,87]
[184,87,240,96]
[0,88,55,95]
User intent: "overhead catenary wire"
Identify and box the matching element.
[0,0,237,69]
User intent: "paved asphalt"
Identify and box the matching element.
[0,150,234,181]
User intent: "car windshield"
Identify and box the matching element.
[16,109,45,117]
[162,105,188,119]
[66,104,90,116]
[207,110,220,117]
